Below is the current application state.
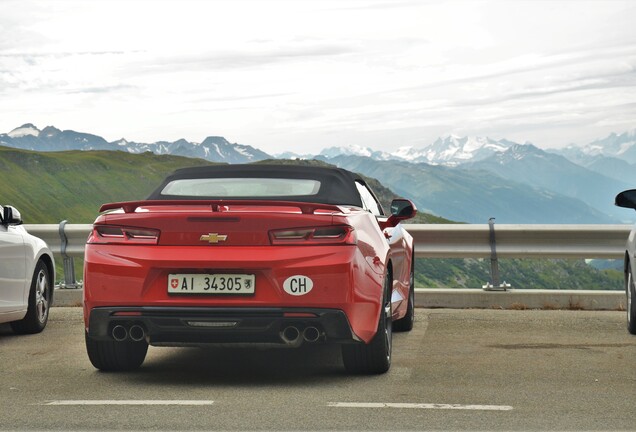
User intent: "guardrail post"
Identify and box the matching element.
[58,220,79,289]
[482,218,511,291]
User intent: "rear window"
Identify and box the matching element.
[160,178,321,198]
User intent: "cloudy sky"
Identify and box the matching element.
[1,0,635,154]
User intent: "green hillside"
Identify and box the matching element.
[415,258,622,290]
[0,146,216,223]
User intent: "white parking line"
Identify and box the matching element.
[42,400,214,406]
[328,402,513,411]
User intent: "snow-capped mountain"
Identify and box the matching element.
[318,131,636,168]
[553,130,636,165]
[548,130,636,184]
[317,135,521,166]
[0,124,271,164]
[273,151,315,160]
[319,144,395,161]
[392,135,519,165]
[579,130,636,159]
[7,123,40,138]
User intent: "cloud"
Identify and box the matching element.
[446,68,636,108]
[371,43,636,97]
[0,51,130,58]
[0,50,135,94]
[321,0,423,12]
[188,92,293,103]
[64,84,137,95]
[134,44,357,73]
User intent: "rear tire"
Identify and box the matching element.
[11,261,51,334]
[342,275,392,374]
[85,332,148,371]
[627,264,636,335]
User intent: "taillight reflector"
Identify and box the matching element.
[283,312,318,318]
[88,226,160,245]
[270,225,356,245]
[112,311,143,317]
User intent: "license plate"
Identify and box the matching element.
[168,273,255,295]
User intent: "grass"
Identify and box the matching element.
[0,146,217,223]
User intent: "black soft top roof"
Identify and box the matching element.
[147,164,365,207]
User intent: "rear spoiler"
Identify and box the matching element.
[99,200,349,215]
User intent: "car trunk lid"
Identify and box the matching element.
[96,200,351,247]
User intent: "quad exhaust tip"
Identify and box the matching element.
[281,326,301,345]
[111,323,146,342]
[280,325,322,345]
[303,326,320,343]
[129,324,146,342]
[111,325,128,342]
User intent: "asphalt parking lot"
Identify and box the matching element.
[1,307,635,431]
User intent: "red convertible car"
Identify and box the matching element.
[83,164,416,373]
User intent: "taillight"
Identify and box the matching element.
[269,225,356,245]
[88,225,160,245]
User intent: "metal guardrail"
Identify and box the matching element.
[407,223,631,259]
[25,223,93,257]
[24,223,92,289]
[407,222,631,290]
[23,222,632,290]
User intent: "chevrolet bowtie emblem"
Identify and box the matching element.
[200,233,228,244]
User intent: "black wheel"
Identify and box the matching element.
[394,258,415,332]
[85,332,148,371]
[11,261,51,334]
[342,275,392,374]
[627,264,636,335]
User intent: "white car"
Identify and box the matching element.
[0,205,55,334]
[615,189,636,335]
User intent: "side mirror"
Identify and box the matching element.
[2,205,23,226]
[615,189,636,210]
[386,198,417,227]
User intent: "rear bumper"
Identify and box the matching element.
[87,306,360,346]
[84,243,385,343]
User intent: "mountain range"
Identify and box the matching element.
[2,124,270,164]
[2,123,635,224]
[462,144,630,221]
[317,154,616,224]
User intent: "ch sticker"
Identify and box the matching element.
[283,275,313,296]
